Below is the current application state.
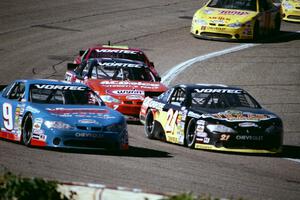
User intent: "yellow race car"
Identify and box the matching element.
[281,0,300,22]
[191,0,282,41]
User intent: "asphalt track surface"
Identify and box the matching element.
[0,0,300,199]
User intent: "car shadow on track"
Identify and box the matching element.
[278,145,300,159]
[258,31,300,44]
[197,145,300,159]
[48,145,173,158]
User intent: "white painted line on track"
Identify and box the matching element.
[161,43,259,86]
[162,30,300,86]
[284,158,300,164]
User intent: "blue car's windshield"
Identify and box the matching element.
[30,84,103,105]
[208,0,257,11]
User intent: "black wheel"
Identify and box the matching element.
[274,15,281,35]
[253,21,260,41]
[22,113,33,146]
[185,119,196,148]
[144,110,158,139]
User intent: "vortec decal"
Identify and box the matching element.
[98,62,141,68]
[195,89,242,94]
[34,84,86,91]
[96,49,137,54]
[219,10,249,15]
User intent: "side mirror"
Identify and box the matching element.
[67,63,79,71]
[156,76,161,82]
[79,50,85,56]
[150,61,155,67]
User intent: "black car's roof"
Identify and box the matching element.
[176,84,244,91]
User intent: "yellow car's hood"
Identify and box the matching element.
[194,7,257,24]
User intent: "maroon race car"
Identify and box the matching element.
[71,44,160,80]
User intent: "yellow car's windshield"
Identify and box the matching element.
[208,0,257,11]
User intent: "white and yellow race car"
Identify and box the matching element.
[191,0,282,40]
[281,0,300,22]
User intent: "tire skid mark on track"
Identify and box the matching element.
[0,1,187,36]
[31,24,81,32]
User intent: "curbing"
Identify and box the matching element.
[57,182,166,200]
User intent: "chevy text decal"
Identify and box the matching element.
[219,10,249,15]
[96,49,137,54]
[98,62,141,68]
[202,111,276,122]
[34,84,86,91]
[195,88,242,94]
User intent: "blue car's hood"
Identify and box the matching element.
[27,103,124,126]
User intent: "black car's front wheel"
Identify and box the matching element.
[186,118,197,149]
[22,113,33,146]
[144,110,158,139]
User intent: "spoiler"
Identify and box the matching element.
[67,63,79,71]
[0,85,7,91]
[79,50,85,56]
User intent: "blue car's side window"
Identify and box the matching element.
[7,82,25,101]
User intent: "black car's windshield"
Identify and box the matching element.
[208,0,257,11]
[190,88,260,109]
[82,60,156,81]
[89,49,146,63]
[30,84,103,105]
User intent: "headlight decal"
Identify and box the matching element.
[100,95,120,103]
[44,121,72,129]
[206,124,236,133]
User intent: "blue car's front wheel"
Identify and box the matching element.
[22,113,33,146]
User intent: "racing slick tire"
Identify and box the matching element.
[22,113,33,146]
[253,21,260,41]
[274,15,281,35]
[186,118,197,149]
[144,110,159,139]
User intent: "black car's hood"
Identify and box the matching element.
[189,107,279,122]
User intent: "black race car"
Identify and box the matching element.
[139,84,283,153]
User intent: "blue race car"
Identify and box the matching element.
[0,79,128,151]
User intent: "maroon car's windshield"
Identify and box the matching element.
[88,49,146,63]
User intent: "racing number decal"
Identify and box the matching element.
[220,134,230,141]
[165,109,179,133]
[2,103,13,131]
